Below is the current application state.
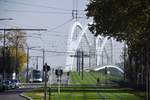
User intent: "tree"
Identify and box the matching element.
[6,28,27,73]
[86,0,150,91]
[86,0,150,42]
[0,27,27,78]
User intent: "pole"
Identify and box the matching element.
[16,36,19,79]
[89,50,91,68]
[49,87,51,100]
[105,67,107,85]
[43,49,45,81]
[146,47,149,100]
[77,50,79,72]
[124,42,126,81]
[36,56,38,69]
[148,71,150,100]
[44,63,47,100]
[102,51,103,66]
[3,29,6,80]
[81,51,84,80]
[110,39,113,65]
[58,75,60,94]
[26,47,29,83]
[79,50,80,75]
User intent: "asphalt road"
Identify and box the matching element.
[0,88,33,100]
[0,71,70,100]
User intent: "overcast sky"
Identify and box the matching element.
[0,0,124,70]
[0,0,90,69]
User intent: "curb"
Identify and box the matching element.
[19,93,33,100]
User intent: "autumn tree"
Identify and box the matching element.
[0,28,27,78]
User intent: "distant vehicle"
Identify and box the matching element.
[9,80,16,89]
[10,79,20,88]
[3,80,12,90]
[0,79,5,91]
[29,69,42,83]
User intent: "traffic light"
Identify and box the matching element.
[55,69,58,76]
[60,69,63,76]
[43,65,51,71]
[55,69,63,76]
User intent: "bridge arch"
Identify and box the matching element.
[93,65,124,73]
[65,21,114,71]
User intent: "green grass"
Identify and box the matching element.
[70,71,122,85]
[26,91,143,100]
[24,71,145,100]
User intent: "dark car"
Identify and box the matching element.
[10,79,20,88]
[0,80,5,91]
[9,80,16,89]
[3,80,12,90]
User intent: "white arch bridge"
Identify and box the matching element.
[65,21,124,73]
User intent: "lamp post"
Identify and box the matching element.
[0,18,13,21]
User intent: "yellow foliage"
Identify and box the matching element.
[10,47,27,72]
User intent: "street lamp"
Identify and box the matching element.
[0,18,13,21]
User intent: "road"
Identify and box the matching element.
[0,71,70,100]
[0,88,33,100]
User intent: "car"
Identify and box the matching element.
[9,80,16,89]
[0,79,5,91]
[10,79,20,88]
[3,80,12,90]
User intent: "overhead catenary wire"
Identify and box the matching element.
[47,18,73,32]
[0,0,86,15]
[0,0,71,12]
[0,9,72,15]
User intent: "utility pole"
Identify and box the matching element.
[77,50,79,72]
[124,43,126,81]
[81,51,84,80]
[89,50,91,68]
[16,36,19,79]
[110,39,113,65]
[2,30,6,80]
[36,56,39,69]
[72,0,78,20]
[102,51,104,66]
[26,47,29,83]
[146,47,149,100]
[43,49,45,81]
[72,0,78,39]
[44,63,48,100]
[70,50,88,80]
[79,51,81,75]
